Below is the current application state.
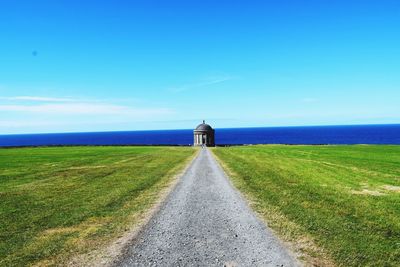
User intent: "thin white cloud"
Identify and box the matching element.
[0,95,175,133]
[0,103,173,116]
[0,95,173,117]
[169,75,235,93]
[0,120,66,128]
[0,96,76,102]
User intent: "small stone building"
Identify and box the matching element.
[193,120,215,147]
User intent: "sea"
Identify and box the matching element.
[0,124,399,147]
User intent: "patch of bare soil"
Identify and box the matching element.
[351,189,385,196]
[289,237,335,267]
[381,185,400,192]
[68,165,106,170]
[351,184,400,196]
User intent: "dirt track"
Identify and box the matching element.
[115,148,299,266]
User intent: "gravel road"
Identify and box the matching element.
[115,148,299,266]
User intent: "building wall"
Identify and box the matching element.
[193,130,215,146]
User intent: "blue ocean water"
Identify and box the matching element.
[0,124,399,147]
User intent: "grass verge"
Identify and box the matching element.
[212,145,400,267]
[0,146,196,266]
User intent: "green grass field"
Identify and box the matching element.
[212,145,400,266]
[0,146,196,266]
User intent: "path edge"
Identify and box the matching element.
[69,148,200,267]
[209,148,335,267]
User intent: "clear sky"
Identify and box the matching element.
[1,0,399,134]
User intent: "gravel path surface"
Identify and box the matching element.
[116,148,299,266]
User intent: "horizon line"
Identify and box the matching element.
[1,122,399,136]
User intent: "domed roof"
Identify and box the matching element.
[195,120,213,131]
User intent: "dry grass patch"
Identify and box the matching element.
[382,185,400,192]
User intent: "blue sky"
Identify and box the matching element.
[0,0,399,134]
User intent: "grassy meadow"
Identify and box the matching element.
[213,145,400,266]
[0,146,196,266]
